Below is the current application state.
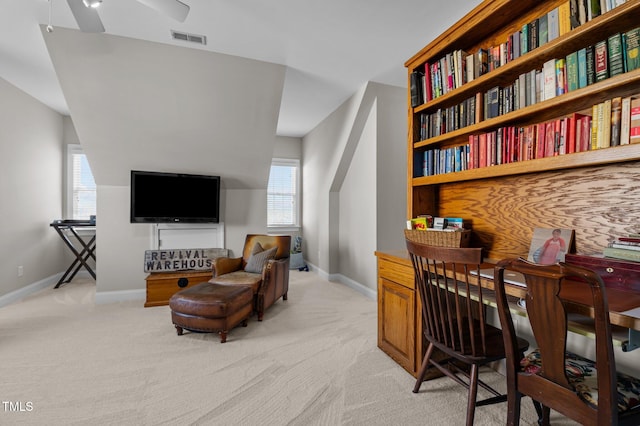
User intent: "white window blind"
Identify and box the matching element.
[267,159,299,227]
[67,145,96,220]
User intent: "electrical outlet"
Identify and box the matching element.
[18,266,24,277]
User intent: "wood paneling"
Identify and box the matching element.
[438,161,640,260]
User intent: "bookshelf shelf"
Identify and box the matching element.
[411,0,640,116]
[412,143,640,186]
[414,68,640,150]
[405,0,640,261]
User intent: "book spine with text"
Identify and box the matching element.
[603,246,640,262]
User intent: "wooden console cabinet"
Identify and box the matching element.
[145,270,212,307]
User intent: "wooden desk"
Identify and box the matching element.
[375,250,640,376]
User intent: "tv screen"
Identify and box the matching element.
[130,170,220,223]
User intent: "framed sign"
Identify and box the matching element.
[144,248,228,273]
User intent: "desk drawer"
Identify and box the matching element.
[378,258,414,289]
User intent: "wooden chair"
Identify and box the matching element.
[494,258,640,426]
[406,240,529,426]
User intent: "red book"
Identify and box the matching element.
[545,121,556,157]
[619,237,640,243]
[566,115,576,154]
[518,127,525,162]
[566,112,585,154]
[468,135,475,169]
[479,133,487,168]
[510,126,518,163]
[529,125,536,161]
[631,103,640,144]
[501,127,509,164]
[536,123,546,158]
[423,62,432,102]
[579,115,592,152]
[594,40,609,82]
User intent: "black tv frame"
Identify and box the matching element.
[130,170,220,224]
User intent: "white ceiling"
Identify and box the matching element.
[1,0,480,138]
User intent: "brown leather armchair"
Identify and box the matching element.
[209,234,290,321]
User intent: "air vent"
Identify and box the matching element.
[170,30,207,45]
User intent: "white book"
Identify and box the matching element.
[621,96,631,145]
[543,59,556,101]
[548,8,559,41]
[529,70,537,107]
[466,54,475,83]
[611,243,640,251]
[518,74,527,109]
[602,99,612,148]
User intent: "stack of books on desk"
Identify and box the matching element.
[603,235,640,263]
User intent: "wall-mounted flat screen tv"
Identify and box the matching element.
[130,170,220,223]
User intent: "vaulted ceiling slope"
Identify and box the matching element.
[43,26,285,189]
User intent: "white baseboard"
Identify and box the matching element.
[305,262,376,300]
[94,289,146,305]
[330,273,376,300]
[0,272,64,308]
[306,262,328,280]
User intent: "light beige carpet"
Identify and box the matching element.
[0,271,576,425]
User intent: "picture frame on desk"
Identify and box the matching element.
[528,227,575,264]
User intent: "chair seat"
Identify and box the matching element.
[522,349,640,413]
[209,271,262,293]
[437,320,529,363]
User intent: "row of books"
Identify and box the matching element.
[603,235,640,263]
[416,94,481,140]
[409,0,631,107]
[483,27,640,119]
[591,96,640,149]
[549,29,640,97]
[407,216,464,231]
[418,94,640,176]
[413,26,639,142]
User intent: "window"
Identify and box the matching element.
[267,159,300,228]
[66,144,96,220]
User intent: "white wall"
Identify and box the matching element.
[302,82,406,293]
[303,85,367,274]
[93,140,299,300]
[338,102,377,288]
[0,77,66,299]
[273,135,302,159]
[374,84,407,252]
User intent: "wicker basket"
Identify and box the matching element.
[404,228,471,248]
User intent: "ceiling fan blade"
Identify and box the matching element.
[66,0,105,33]
[136,0,190,22]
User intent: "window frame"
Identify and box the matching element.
[65,144,96,220]
[267,158,301,230]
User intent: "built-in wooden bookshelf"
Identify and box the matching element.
[405,0,640,261]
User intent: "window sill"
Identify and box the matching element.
[268,226,300,233]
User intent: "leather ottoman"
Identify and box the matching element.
[169,282,253,343]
